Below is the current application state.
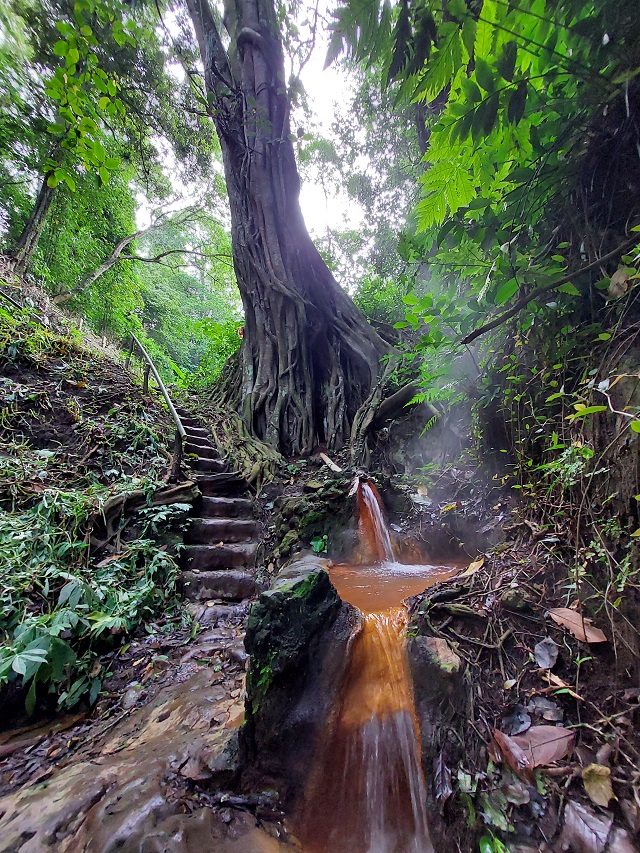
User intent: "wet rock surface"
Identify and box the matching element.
[242,555,360,807]
[266,476,354,564]
[0,614,300,852]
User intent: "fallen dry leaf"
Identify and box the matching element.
[433,751,453,806]
[460,557,484,577]
[95,551,130,568]
[541,671,585,701]
[501,703,531,736]
[620,799,640,834]
[582,764,615,808]
[511,724,574,767]
[559,800,612,853]
[491,728,534,784]
[527,696,563,722]
[501,773,530,806]
[548,607,607,643]
[534,636,559,668]
[608,266,630,299]
[606,828,638,853]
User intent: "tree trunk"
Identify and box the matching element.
[186,0,390,456]
[10,173,56,278]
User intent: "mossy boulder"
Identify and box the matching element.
[276,528,300,558]
[271,478,353,563]
[242,555,359,806]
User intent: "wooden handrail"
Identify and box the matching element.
[0,287,23,311]
[125,332,186,480]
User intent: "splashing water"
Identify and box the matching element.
[296,480,461,853]
[357,481,396,563]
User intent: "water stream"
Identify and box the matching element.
[296,481,461,853]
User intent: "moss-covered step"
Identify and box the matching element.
[181,569,257,601]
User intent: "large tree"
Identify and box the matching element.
[184,0,390,456]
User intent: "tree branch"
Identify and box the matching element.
[76,206,209,291]
[460,237,640,346]
[123,248,233,264]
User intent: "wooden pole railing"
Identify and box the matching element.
[125,333,186,480]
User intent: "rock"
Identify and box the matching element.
[121,681,144,709]
[242,555,359,808]
[226,643,249,667]
[416,636,461,675]
[182,569,256,602]
[245,556,340,697]
[408,634,463,714]
[187,601,248,626]
[303,480,324,492]
[279,529,300,555]
[407,632,467,853]
[0,670,254,852]
[501,588,531,611]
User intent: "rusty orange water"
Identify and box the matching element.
[357,481,396,562]
[296,481,461,853]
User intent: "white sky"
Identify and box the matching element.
[296,43,365,239]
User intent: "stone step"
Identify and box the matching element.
[198,496,253,519]
[192,458,228,473]
[197,474,247,496]
[178,414,201,427]
[185,426,208,439]
[186,601,249,626]
[185,517,258,544]
[185,440,217,458]
[181,570,257,602]
[182,542,257,570]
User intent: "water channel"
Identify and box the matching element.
[295,481,462,853]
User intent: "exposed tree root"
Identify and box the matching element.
[91,482,197,549]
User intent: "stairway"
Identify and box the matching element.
[175,407,260,607]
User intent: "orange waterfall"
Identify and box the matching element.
[296,480,458,853]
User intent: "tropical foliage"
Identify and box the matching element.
[0,0,240,384]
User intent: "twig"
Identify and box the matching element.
[319,452,342,472]
[446,627,513,649]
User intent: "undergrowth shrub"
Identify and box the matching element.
[0,487,182,714]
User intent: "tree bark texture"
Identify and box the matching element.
[10,175,56,278]
[186,0,389,456]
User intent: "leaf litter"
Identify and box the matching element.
[548,607,607,643]
[582,763,615,808]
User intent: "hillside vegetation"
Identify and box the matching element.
[0,301,192,715]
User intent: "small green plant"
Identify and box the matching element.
[536,441,595,490]
[479,834,508,853]
[310,533,328,554]
[135,501,192,534]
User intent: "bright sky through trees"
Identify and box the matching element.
[297,24,365,238]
